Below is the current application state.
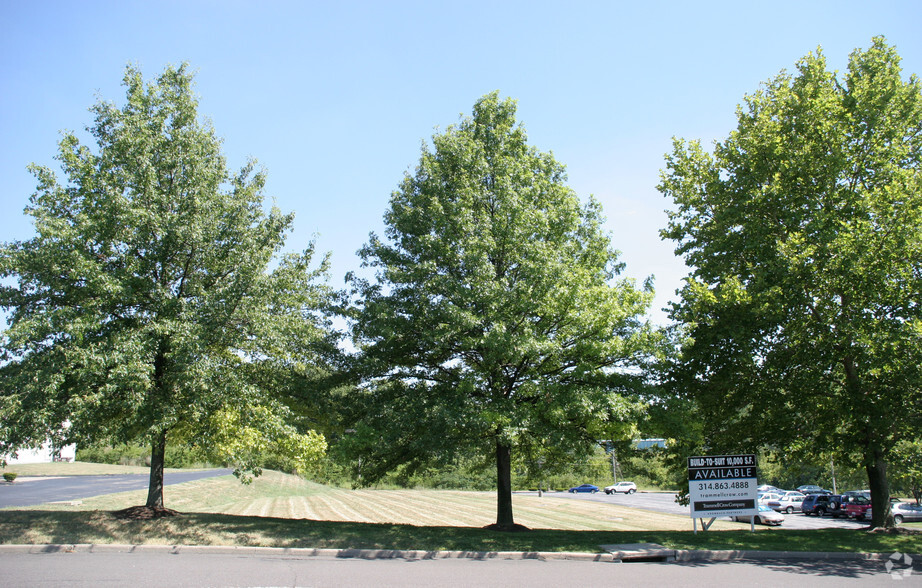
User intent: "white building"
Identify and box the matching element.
[3,442,76,464]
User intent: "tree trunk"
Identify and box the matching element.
[866,440,893,528]
[146,336,171,509]
[495,440,515,529]
[146,430,167,508]
[844,355,893,528]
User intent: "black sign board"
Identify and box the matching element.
[687,454,758,519]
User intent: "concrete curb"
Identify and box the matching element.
[675,549,921,562]
[602,545,922,563]
[0,544,918,563]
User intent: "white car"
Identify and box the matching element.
[604,481,637,494]
[758,492,782,504]
[733,504,785,526]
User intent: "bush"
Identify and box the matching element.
[76,443,214,469]
[77,443,146,465]
[3,472,18,483]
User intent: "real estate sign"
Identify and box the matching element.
[687,454,758,519]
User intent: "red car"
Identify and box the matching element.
[843,495,871,520]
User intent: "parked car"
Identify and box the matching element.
[568,484,599,493]
[604,481,637,495]
[732,504,785,526]
[844,494,872,520]
[801,494,845,517]
[890,503,922,524]
[757,484,781,493]
[826,496,849,518]
[865,498,912,522]
[796,485,831,495]
[758,492,783,504]
[841,489,870,498]
[767,491,806,514]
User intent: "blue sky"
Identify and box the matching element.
[3,1,921,324]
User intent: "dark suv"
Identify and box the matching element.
[801,494,844,517]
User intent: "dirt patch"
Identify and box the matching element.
[483,523,531,532]
[867,526,921,535]
[112,505,181,520]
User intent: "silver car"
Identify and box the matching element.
[767,491,806,514]
[890,502,922,524]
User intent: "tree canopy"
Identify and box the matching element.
[346,92,658,529]
[0,64,331,510]
[659,37,922,527]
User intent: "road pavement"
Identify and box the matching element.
[1,547,911,587]
[0,468,234,508]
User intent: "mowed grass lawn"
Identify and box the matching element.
[4,468,719,531]
[2,464,920,554]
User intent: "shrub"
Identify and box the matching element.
[77,443,214,469]
[3,472,18,483]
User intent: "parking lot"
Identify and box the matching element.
[529,490,871,530]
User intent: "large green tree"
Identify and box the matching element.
[0,65,330,510]
[347,92,658,529]
[890,438,922,504]
[659,38,922,527]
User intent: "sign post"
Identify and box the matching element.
[687,454,758,533]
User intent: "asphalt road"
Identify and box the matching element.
[529,490,872,530]
[0,468,234,508]
[1,550,907,587]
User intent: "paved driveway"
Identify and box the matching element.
[0,468,233,508]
